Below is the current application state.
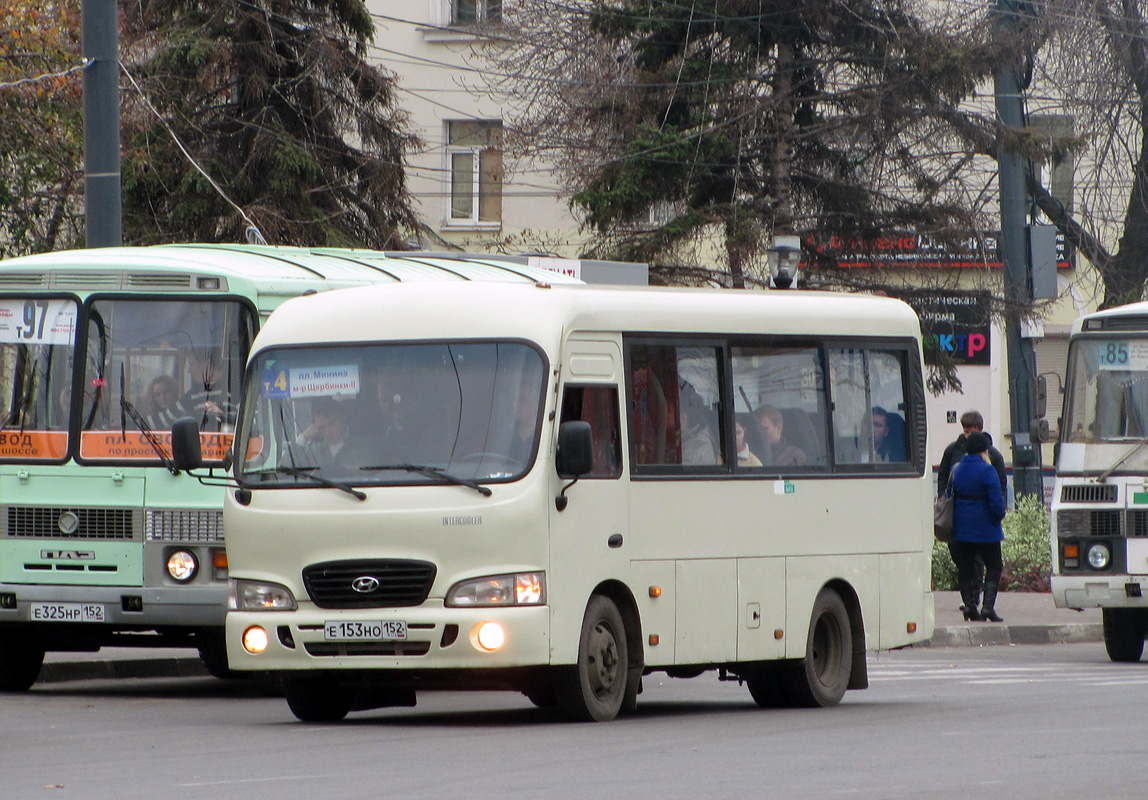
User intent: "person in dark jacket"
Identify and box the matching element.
[937,410,1007,612]
[951,432,1007,622]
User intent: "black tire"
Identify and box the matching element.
[780,589,852,708]
[746,664,788,708]
[283,676,356,722]
[1103,608,1147,663]
[0,633,45,692]
[196,630,237,679]
[523,683,558,709]
[556,595,629,722]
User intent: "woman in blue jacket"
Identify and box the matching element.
[951,432,1007,622]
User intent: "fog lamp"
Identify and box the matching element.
[475,622,505,652]
[242,626,269,654]
[167,550,198,581]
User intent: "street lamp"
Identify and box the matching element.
[767,236,802,289]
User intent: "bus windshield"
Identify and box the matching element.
[238,342,547,487]
[1064,337,1148,443]
[0,298,80,460]
[79,299,253,463]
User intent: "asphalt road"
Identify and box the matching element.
[5,642,1148,800]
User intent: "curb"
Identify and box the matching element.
[39,657,207,684]
[920,622,1102,648]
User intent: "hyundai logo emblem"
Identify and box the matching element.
[351,576,380,593]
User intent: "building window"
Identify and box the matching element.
[453,0,501,25]
[447,120,503,225]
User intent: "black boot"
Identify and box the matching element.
[980,584,1003,622]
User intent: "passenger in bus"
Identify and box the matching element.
[144,375,180,429]
[678,384,719,465]
[755,405,806,467]
[734,417,762,468]
[177,350,236,432]
[869,406,906,462]
[295,398,351,469]
[951,432,1007,622]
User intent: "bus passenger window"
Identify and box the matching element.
[559,386,621,478]
[731,345,828,469]
[629,343,723,469]
[829,348,910,466]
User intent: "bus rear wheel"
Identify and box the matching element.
[556,595,630,721]
[0,632,45,692]
[1103,608,1147,663]
[780,589,852,708]
[283,675,356,722]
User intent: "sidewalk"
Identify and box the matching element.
[924,590,1102,648]
[33,592,1104,684]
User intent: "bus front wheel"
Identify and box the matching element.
[0,632,45,692]
[556,595,630,722]
[283,675,355,722]
[1103,608,1147,663]
[781,589,852,708]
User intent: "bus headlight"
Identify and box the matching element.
[229,579,298,611]
[1087,543,1111,570]
[445,573,546,607]
[166,550,198,581]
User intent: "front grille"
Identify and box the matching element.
[304,641,431,657]
[1061,484,1118,504]
[6,506,135,540]
[1130,510,1148,538]
[146,509,224,542]
[302,559,436,609]
[1058,509,1123,538]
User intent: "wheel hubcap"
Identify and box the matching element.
[587,620,620,698]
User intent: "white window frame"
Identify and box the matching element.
[445,120,503,230]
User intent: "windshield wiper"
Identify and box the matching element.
[275,465,366,500]
[119,366,178,475]
[1096,439,1148,483]
[360,463,493,497]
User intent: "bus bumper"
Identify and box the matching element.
[0,582,227,629]
[1052,575,1148,609]
[225,603,551,674]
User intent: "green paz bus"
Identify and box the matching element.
[0,244,580,690]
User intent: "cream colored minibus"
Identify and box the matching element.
[173,281,935,721]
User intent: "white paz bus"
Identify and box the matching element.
[1044,301,1148,661]
[173,281,935,721]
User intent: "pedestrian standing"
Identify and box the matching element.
[938,410,1007,612]
[951,432,1007,622]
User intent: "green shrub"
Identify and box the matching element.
[1000,494,1052,591]
[930,493,1052,592]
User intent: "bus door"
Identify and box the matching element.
[548,339,635,663]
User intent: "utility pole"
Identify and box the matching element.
[994,0,1043,501]
[82,0,122,247]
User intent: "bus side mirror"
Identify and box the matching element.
[170,418,203,471]
[1034,374,1047,418]
[556,421,594,478]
